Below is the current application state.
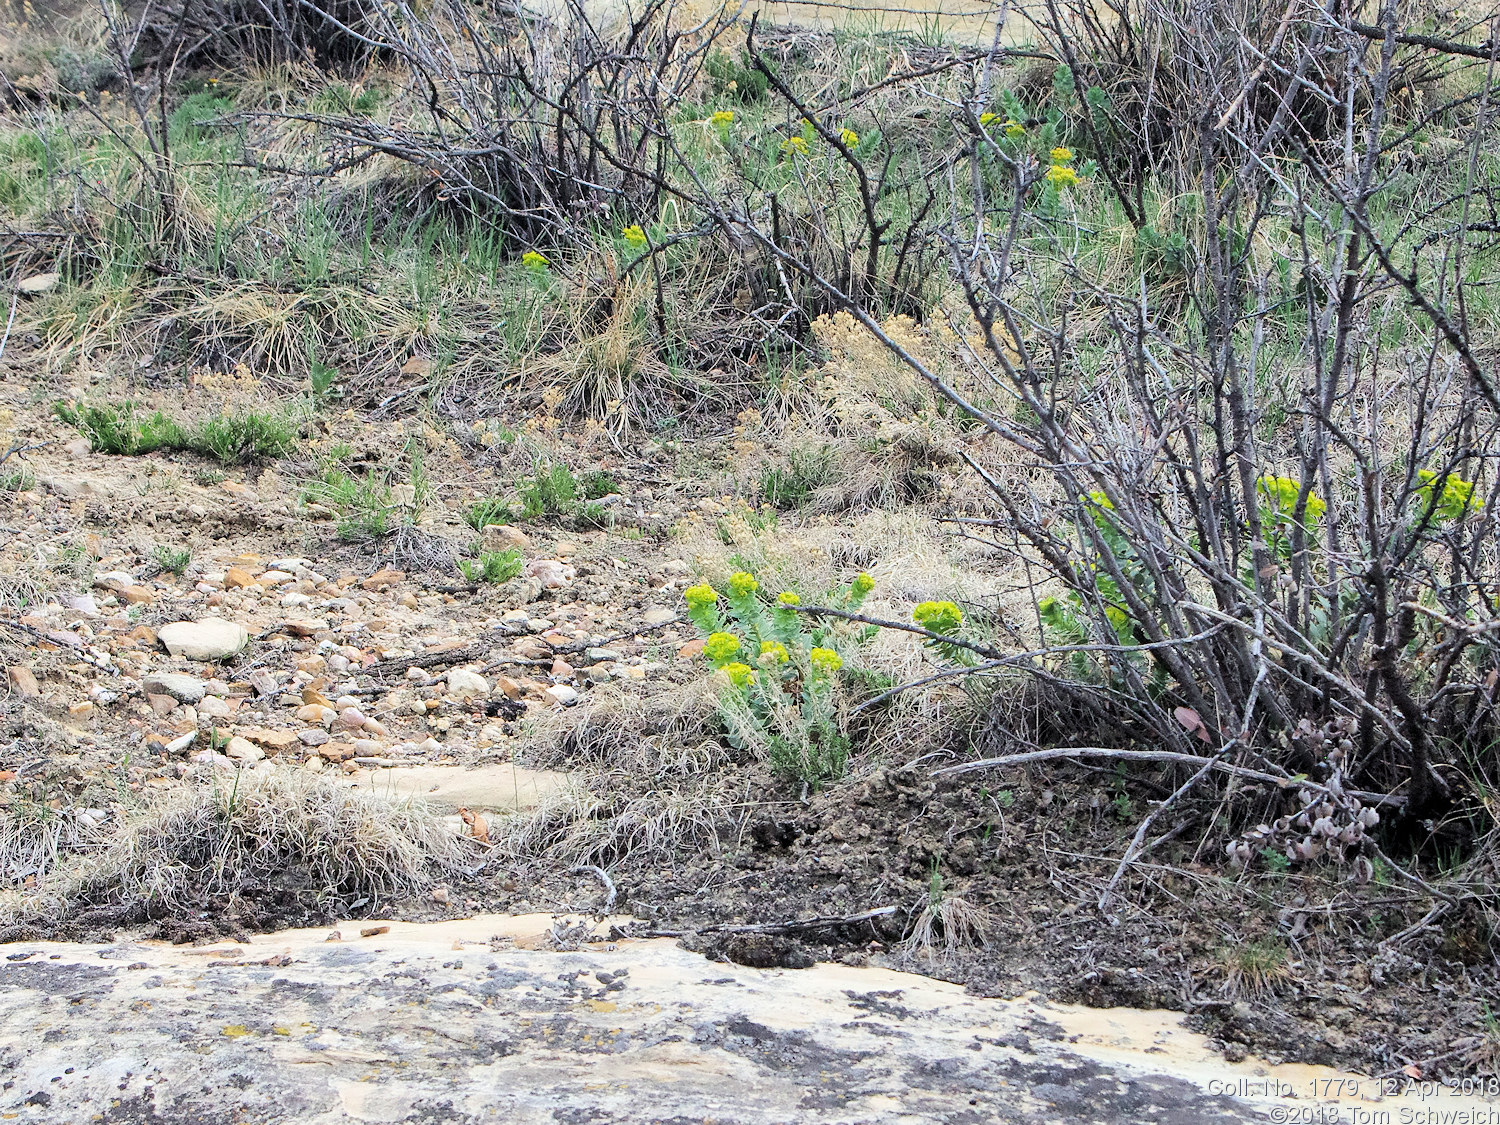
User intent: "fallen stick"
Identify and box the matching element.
[934,745,1404,807]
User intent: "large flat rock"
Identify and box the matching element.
[347,764,567,812]
[2,914,1483,1124]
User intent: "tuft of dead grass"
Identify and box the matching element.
[0,769,467,930]
[500,680,745,868]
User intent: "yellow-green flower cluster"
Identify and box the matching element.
[1416,469,1482,523]
[703,632,741,663]
[722,662,753,688]
[1050,146,1074,164]
[1256,474,1326,522]
[621,224,647,247]
[1045,164,1081,188]
[809,647,843,674]
[727,571,759,598]
[851,573,874,597]
[685,583,718,611]
[839,127,858,147]
[760,640,789,664]
[913,600,963,634]
[711,109,734,127]
[521,250,549,270]
[777,591,800,606]
[780,135,810,156]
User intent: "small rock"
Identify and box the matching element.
[257,570,296,586]
[583,666,612,685]
[495,676,523,701]
[446,668,489,701]
[281,591,311,609]
[550,658,574,680]
[543,684,579,706]
[524,559,575,589]
[663,559,691,577]
[242,729,298,753]
[121,585,155,605]
[7,666,40,699]
[336,707,367,731]
[225,737,264,764]
[296,704,336,726]
[553,541,579,557]
[361,568,404,591]
[248,670,278,698]
[351,738,383,756]
[17,271,58,294]
[165,730,197,754]
[147,693,177,716]
[584,647,623,663]
[281,618,329,637]
[642,608,675,626]
[158,619,249,661]
[406,667,427,682]
[481,524,531,551]
[142,673,207,704]
[297,729,330,747]
[197,696,232,719]
[224,568,256,589]
[318,743,356,762]
[678,638,705,660]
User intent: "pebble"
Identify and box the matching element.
[543,684,579,706]
[158,619,249,660]
[336,707,368,731]
[584,647,623,663]
[165,731,197,754]
[297,729,330,746]
[446,668,489,700]
[296,704,336,726]
[197,696,233,719]
[481,524,532,551]
[225,737,264,764]
[7,666,40,699]
[642,608,675,626]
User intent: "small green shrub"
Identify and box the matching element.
[54,401,185,455]
[153,545,192,575]
[579,470,619,499]
[459,548,522,584]
[706,49,769,102]
[55,401,295,464]
[0,463,35,492]
[310,360,340,406]
[301,468,394,542]
[682,570,875,787]
[190,411,297,464]
[760,445,834,510]
[519,463,578,521]
[463,497,511,532]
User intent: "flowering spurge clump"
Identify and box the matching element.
[683,570,875,786]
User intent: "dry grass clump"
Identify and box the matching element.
[900,869,992,964]
[502,680,746,868]
[0,769,467,928]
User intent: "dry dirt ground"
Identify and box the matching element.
[0,363,1496,1091]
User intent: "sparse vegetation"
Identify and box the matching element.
[459,548,522,585]
[153,545,192,575]
[55,401,296,464]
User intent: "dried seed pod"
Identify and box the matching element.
[1358,807,1380,828]
[1312,816,1337,837]
[1350,855,1374,883]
